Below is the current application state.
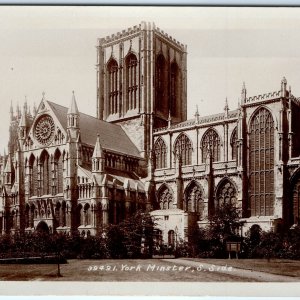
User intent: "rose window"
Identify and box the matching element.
[34,115,55,145]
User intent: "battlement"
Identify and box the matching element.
[98,21,186,50]
[290,94,300,106]
[244,90,281,104]
[154,25,186,49]
[153,110,238,133]
[98,24,142,45]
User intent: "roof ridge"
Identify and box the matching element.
[47,100,122,128]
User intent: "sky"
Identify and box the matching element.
[1,6,300,153]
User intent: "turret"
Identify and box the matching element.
[67,91,80,141]
[4,153,12,186]
[281,76,287,98]
[67,91,79,129]
[92,134,104,173]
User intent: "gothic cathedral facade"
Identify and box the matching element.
[1,22,300,246]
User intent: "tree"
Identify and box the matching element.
[106,210,155,258]
[208,202,243,241]
[201,203,244,258]
[50,233,67,277]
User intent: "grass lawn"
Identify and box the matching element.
[0,258,299,281]
[184,258,300,277]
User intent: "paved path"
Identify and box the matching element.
[163,258,300,282]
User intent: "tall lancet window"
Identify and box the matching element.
[125,53,138,111]
[29,154,38,197]
[154,138,167,169]
[40,150,52,196]
[201,129,221,163]
[107,59,118,115]
[249,108,274,216]
[231,127,237,160]
[174,133,193,166]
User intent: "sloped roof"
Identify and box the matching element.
[47,101,141,157]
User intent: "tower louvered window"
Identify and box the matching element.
[126,53,138,111]
[170,62,178,116]
[174,134,192,166]
[249,108,274,216]
[156,54,167,113]
[107,59,118,115]
[202,129,220,163]
[154,138,167,169]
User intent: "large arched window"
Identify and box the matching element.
[157,185,174,210]
[156,54,168,114]
[231,127,237,160]
[216,179,237,207]
[249,107,274,216]
[40,150,52,196]
[125,53,138,111]
[291,177,300,225]
[29,154,38,197]
[174,134,193,166]
[201,129,221,163]
[170,62,179,116]
[184,181,204,219]
[154,138,167,169]
[107,58,118,115]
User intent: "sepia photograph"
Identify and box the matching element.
[0,5,300,296]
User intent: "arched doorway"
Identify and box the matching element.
[36,221,49,234]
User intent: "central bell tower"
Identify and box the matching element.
[96,21,187,159]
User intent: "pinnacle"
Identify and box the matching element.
[68,91,79,115]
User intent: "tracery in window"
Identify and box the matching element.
[216,179,237,207]
[40,150,52,196]
[184,181,204,219]
[154,138,167,169]
[201,129,221,163]
[249,107,274,216]
[174,134,192,166]
[158,185,174,210]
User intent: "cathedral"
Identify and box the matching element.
[1,21,300,246]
